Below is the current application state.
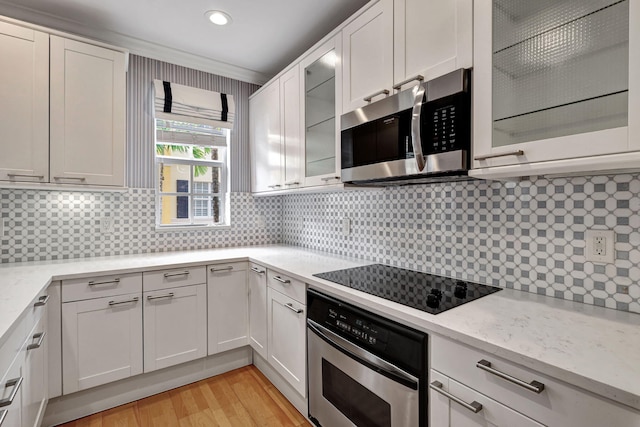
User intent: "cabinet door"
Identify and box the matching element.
[0,359,23,427]
[301,35,343,187]
[342,0,393,113]
[22,316,47,427]
[267,288,306,396]
[248,264,268,359]
[50,36,126,187]
[393,0,472,90]
[472,0,636,173]
[250,80,282,193]
[280,66,303,190]
[62,293,142,394]
[208,263,249,355]
[143,284,207,372]
[430,370,544,427]
[0,22,49,183]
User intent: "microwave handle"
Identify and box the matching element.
[411,84,426,172]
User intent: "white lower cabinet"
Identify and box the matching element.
[248,263,268,359]
[62,293,142,394]
[22,316,47,427]
[430,370,544,427]
[143,284,207,372]
[267,287,306,397]
[0,358,23,427]
[208,262,249,355]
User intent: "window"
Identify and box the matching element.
[155,119,230,228]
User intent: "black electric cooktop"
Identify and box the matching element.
[313,264,501,315]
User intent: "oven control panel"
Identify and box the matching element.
[327,306,389,351]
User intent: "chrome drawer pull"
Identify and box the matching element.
[285,303,303,314]
[210,266,234,273]
[27,332,46,350]
[163,271,190,278]
[147,293,175,301]
[34,295,50,307]
[267,184,282,188]
[251,266,265,274]
[273,276,291,284]
[284,181,300,185]
[363,89,390,102]
[430,381,482,413]
[0,377,23,408]
[476,359,545,394]
[89,278,120,286]
[108,297,139,306]
[53,176,86,181]
[321,176,340,182]
[7,173,44,179]
[474,150,524,161]
[0,409,7,426]
[393,74,424,91]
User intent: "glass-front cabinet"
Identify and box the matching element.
[301,34,343,187]
[472,0,639,178]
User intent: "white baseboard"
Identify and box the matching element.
[43,347,251,426]
[252,351,308,417]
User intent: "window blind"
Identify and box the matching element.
[153,80,235,129]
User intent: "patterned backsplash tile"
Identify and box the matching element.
[282,174,640,314]
[0,188,282,263]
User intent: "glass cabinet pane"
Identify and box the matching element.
[492,0,629,147]
[305,50,337,178]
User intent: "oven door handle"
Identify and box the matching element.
[307,319,419,390]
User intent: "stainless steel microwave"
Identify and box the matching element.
[340,69,471,185]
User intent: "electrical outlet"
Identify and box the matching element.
[342,217,351,236]
[100,217,114,234]
[0,219,4,237]
[585,229,615,264]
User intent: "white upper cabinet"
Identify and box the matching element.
[0,21,49,184]
[342,0,394,112]
[281,66,303,190]
[301,35,343,187]
[472,0,640,179]
[50,36,126,187]
[393,0,472,91]
[250,80,282,193]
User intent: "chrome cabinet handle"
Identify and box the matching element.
[0,409,7,426]
[210,266,234,273]
[108,297,139,306]
[284,302,303,314]
[53,176,86,181]
[251,266,265,274]
[89,278,120,286]
[321,176,340,182]
[284,181,300,186]
[0,377,23,408]
[7,174,44,179]
[147,293,174,301]
[273,276,291,284]
[393,74,424,91]
[411,83,427,172]
[474,150,525,161]
[27,332,46,351]
[430,381,483,413]
[267,184,282,188]
[34,295,50,307]
[363,89,390,102]
[476,359,545,394]
[163,271,189,278]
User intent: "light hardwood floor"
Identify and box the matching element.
[58,366,312,427]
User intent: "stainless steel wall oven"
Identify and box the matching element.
[307,289,428,427]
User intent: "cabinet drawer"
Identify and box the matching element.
[207,261,247,276]
[143,266,206,292]
[431,335,640,426]
[23,290,50,336]
[267,270,305,304]
[62,272,142,302]
[0,316,25,384]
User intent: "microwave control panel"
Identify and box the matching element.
[421,91,470,155]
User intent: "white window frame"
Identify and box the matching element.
[154,121,231,230]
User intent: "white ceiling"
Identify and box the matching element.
[0,0,370,84]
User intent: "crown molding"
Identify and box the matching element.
[0,1,269,85]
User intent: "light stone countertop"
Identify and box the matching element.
[0,244,639,411]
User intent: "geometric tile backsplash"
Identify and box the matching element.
[1,188,282,264]
[282,173,640,314]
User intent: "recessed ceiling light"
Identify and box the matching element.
[205,10,232,26]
